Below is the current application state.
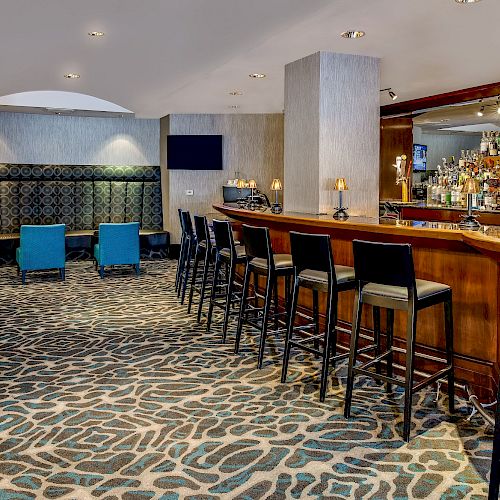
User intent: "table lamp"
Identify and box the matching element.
[270,178,283,214]
[333,178,349,220]
[236,178,247,207]
[459,178,480,230]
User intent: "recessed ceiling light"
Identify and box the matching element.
[249,73,266,79]
[455,0,481,3]
[64,73,80,79]
[477,106,485,117]
[341,30,365,39]
[228,105,240,109]
[88,31,105,37]
[229,90,243,96]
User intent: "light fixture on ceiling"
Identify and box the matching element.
[249,73,266,79]
[477,105,485,117]
[88,31,105,37]
[64,73,80,79]
[229,90,243,96]
[228,105,240,109]
[341,30,365,39]
[497,103,500,115]
[380,88,398,101]
[455,0,482,3]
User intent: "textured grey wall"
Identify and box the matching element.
[285,52,380,217]
[161,114,284,242]
[0,112,159,166]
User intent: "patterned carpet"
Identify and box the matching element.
[0,260,493,499]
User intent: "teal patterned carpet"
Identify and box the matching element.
[0,261,493,499]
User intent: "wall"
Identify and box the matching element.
[161,114,284,242]
[0,112,159,166]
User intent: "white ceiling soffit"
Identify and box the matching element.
[439,123,500,133]
[0,91,134,116]
[0,0,499,118]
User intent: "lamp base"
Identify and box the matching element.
[271,203,283,214]
[333,207,349,220]
[459,215,481,230]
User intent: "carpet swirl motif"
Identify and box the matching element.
[0,261,493,499]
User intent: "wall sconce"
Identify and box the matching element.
[270,178,283,214]
[459,178,480,230]
[333,178,349,220]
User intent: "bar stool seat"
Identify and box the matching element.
[299,265,355,289]
[220,245,246,259]
[362,279,449,301]
[250,253,293,271]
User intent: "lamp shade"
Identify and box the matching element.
[334,178,348,191]
[248,179,257,189]
[271,178,282,191]
[236,179,246,189]
[462,178,479,195]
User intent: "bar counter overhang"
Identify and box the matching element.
[214,203,500,400]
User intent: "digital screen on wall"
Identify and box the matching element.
[167,135,223,170]
[413,144,427,172]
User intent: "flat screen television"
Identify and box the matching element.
[167,135,223,170]
[413,144,427,172]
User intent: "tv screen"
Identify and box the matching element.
[167,135,223,170]
[413,144,427,172]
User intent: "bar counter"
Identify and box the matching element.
[214,203,500,400]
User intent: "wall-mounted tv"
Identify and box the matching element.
[413,144,427,172]
[167,135,223,170]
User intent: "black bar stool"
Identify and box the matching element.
[175,209,186,294]
[281,231,356,402]
[187,215,215,322]
[489,390,500,499]
[206,219,247,342]
[344,239,455,442]
[179,211,195,304]
[235,224,293,368]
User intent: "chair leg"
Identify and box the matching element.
[235,264,251,354]
[386,308,394,393]
[99,266,105,279]
[181,239,193,305]
[319,291,336,402]
[134,263,140,276]
[187,249,201,314]
[444,296,455,413]
[60,268,65,281]
[281,275,299,383]
[175,235,185,292]
[273,279,279,330]
[312,290,320,358]
[21,270,27,285]
[403,305,417,442]
[206,257,221,333]
[344,292,362,418]
[257,272,274,369]
[197,250,211,323]
[177,238,187,297]
[373,306,382,376]
[222,261,236,343]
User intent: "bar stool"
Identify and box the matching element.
[175,209,186,294]
[281,231,356,402]
[235,224,294,368]
[489,394,500,499]
[344,239,455,442]
[179,211,196,304]
[187,215,215,322]
[206,219,247,342]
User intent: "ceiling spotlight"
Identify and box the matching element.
[380,88,398,101]
[228,105,240,109]
[455,0,482,3]
[64,73,80,79]
[229,90,243,96]
[477,106,485,117]
[249,73,266,79]
[88,31,105,37]
[341,30,365,39]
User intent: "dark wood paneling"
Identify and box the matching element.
[380,117,413,201]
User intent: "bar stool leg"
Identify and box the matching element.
[187,248,201,313]
[444,295,455,413]
[313,290,320,358]
[373,306,382,376]
[273,279,279,330]
[257,273,274,369]
[175,234,185,293]
[206,256,222,332]
[319,290,336,402]
[281,274,299,383]
[403,303,417,442]
[235,264,251,354]
[386,308,394,393]
[196,249,211,323]
[222,260,236,343]
[181,239,193,304]
[344,292,363,418]
[177,238,187,297]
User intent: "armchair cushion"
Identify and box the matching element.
[95,222,140,267]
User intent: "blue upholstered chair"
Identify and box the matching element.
[94,222,140,278]
[16,224,66,285]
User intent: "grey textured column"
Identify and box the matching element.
[284,52,380,216]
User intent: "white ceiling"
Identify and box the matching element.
[0,0,499,119]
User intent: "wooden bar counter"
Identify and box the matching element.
[214,203,500,401]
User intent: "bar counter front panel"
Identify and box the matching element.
[214,203,500,400]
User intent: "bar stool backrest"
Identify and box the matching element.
[181,211,194,237]
[212,219,235,253]
[352,239,416,289]
[290,231,334,275]
[193,215,209,244]
[242,224,273,263]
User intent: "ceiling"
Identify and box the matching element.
[0,0,499,119]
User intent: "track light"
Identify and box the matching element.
[380,88,398,101]
[477,106,485,117]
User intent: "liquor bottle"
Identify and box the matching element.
[426,177,433,206]
[432,176,439,205]
[490,132,498,156]
[440,177,447,206]
[480,131,489,155]
[459,150,466,168]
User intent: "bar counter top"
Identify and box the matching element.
[214,202,500,401]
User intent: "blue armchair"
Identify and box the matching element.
[94,222,140,278]
[16,224,66,285]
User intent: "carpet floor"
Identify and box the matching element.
[0,260,493,499]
